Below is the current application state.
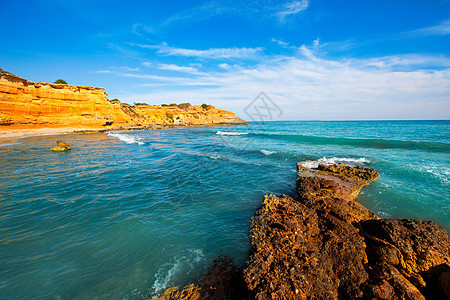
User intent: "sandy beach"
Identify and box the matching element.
[0,126,107,145]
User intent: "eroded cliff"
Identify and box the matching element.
[0,72,247,128]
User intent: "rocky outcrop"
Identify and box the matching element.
[244,162,450,300]
[50,140,71,152]
[149,254,245,300]
[145,162,449,300]
[0,72,247,129]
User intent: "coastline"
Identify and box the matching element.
[0,123,247,146]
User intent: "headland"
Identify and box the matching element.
[0,70,247,143]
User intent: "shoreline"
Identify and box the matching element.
[0,123,247,145]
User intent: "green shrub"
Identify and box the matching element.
[134,102,149,106]
[178,103,192,110]
[166,112,174,119]
[0,68,14,76]
[110,98,120,103]
[54,79,67,84]
[202,103,211,110]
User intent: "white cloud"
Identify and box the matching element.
[277,0,309,20]
[94,70,112,74]
[134,43,264,59]
[272,38,289,47]
[112,48,450,120]
[120,66,140,72]
[409,19,450,37]
[157,63,204,75]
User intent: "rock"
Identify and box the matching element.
[150,254,245,300]
[244,162,450,299]
[296,162,379,223]
[50,140,71,151]
[439,267,450,299]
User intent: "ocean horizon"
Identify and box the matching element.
[0,120,449,299]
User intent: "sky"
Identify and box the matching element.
[1,0,450,120]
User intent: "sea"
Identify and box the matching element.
[0,120,449,299]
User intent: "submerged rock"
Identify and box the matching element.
[50,140,71,152]
[244,162,450,300]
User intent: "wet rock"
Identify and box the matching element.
[50,140,71,152]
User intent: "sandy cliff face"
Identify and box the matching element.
[0,73,247,128]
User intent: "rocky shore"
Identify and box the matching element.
[0,70,247,139]
[151,162,450,300]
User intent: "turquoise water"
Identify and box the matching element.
[0,120,449,299]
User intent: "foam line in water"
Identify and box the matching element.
[107,132,144,145]
[216,131,248,136]
[152,249,204,295]
[300,157,371,169]
[260,150,276,155]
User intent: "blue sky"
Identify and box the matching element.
[1,0,450,120]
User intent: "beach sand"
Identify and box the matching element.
[0,125,108,145]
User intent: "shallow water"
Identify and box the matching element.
[0,121,448,299]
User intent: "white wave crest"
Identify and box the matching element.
[420,165,450,184]
[152,249,204,295]
[261,150,276,155]
[107,132,144,145]
[300,157,371,169]
[208,154,222,159]
[216,131,248,136]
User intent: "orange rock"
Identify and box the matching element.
[0,73,247,129]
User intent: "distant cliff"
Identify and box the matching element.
[0,71,247,128]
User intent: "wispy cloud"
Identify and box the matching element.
[277,0,309,20]
[110,45,450,120]
[134,43,264,59]
[157,63,204,75]
[272,38,290,47]
[120,66,140,72]
[162,2,234,27]
[408,19,450,37]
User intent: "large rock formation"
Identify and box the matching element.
[151,162,449,300]
[243,162,450,300]
[0,71,247,129]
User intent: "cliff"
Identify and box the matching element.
[152,162,450,300]
[0,71,247,129]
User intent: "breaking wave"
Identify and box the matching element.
[216,131,248,136]
[300,157,371,169]
[107,132,144,145]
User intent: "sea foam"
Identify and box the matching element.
[300,157,371,169]
[261,150,276,155]
[107,132,144,145]
[216,131,248,136]
[152,249,204,295]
